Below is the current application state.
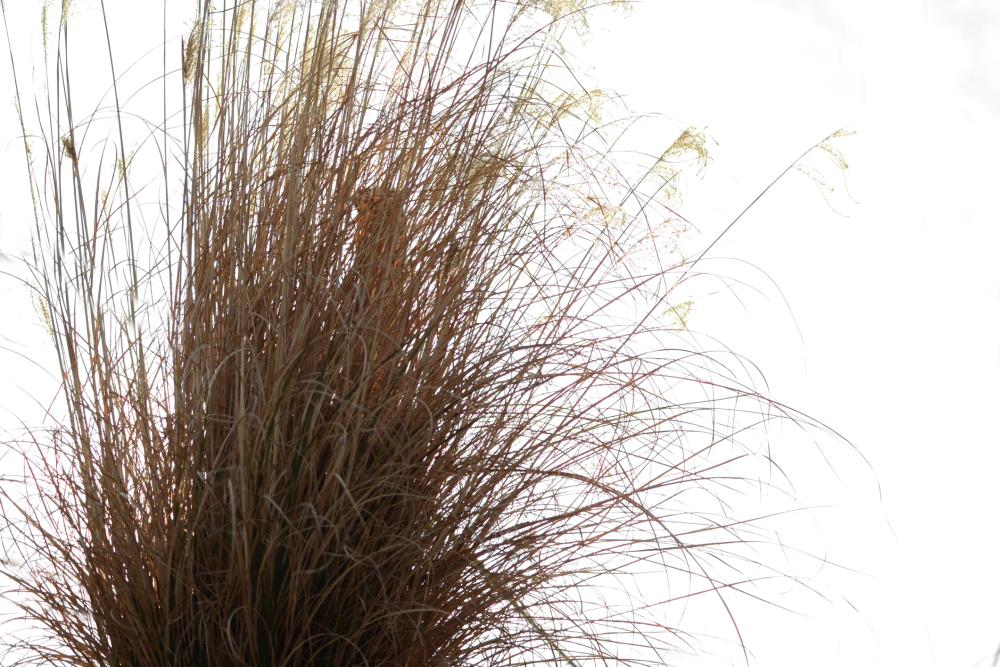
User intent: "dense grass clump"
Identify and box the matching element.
[0,1,838,665]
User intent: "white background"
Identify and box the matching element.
[574,2,1000,665]
[2,1,999,665]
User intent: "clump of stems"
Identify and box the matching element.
[0,1,833,665]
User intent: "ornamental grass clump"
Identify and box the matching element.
[1,1,841,665]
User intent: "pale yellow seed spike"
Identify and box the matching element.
[41,1,50,56]
[521,0,629,35]
[795,128,858,216]
[665,300,694,330]
[584,89,605,124]
[653,127,714,202]
[182,21,204,83]
[234,3,248,36]
[36,294,55,339]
